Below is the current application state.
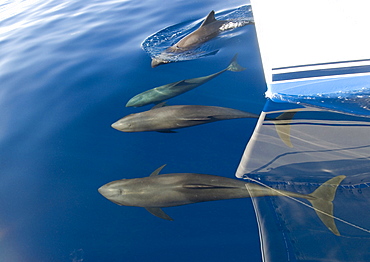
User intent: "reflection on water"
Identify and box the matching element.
[236,100,370,261]
[270,87,370,118]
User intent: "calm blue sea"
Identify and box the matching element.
[1,0,267,261]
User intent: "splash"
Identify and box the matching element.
[219,21,250,31]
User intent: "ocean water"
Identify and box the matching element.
[1,0,267,261]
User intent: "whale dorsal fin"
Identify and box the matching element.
[149,164,166,177]
[145,207,174,221]
[151,102,167,110]
[272,109,302,148]
[200,10,216,27]
[168,79,186,87]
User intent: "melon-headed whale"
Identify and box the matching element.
[98,165,346,236]
[111,104,259,133]
[126,54,245,107]
[127,54,245,107]
[151,10,228,67]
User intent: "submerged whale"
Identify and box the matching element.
[111,104,259,133]
[98,165,346,235]
[127,54,245,107]
[151,10,228,67]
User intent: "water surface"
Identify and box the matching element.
[1,0,265,261]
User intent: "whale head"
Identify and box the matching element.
[111,114,138,132]
[151,57,170,67]
[98,179,130,206]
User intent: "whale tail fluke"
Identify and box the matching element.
[227,54,246,72]
[307,175,346,236]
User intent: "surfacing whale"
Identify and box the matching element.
[98,165,346,235]
[151,10,228,67]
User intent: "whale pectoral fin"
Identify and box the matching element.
[200,10,216,27]
[184,184,234,189]
[157,130,177,133]
[171,79,187,86]
[159,80,187,89]
[145,207,174,221]
[181,116,215,121]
